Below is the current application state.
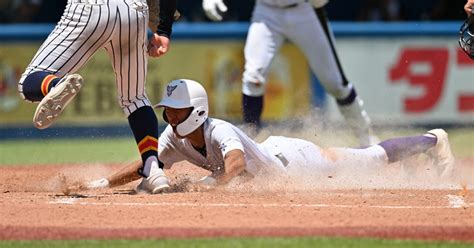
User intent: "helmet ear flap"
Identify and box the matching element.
[176,106,207,136]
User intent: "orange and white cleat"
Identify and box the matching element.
[33,74,83,129]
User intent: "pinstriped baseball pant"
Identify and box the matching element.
[18,0,151,117]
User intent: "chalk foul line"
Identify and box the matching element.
[47,195,472,209]
[447,194,468,208]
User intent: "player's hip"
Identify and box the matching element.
[261,136,324,167]
[251,0,319,31]
[68,0,147,5]
[256,0,310,9]
[67,0,149,16]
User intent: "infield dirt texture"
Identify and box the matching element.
[0,128,473,242]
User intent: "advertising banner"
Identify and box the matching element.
[325,37,474,124]
[0,41,311,126]
[1,36,472,127]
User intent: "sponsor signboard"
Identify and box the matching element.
[0,41,311,126]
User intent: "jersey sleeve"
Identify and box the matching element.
[211,123,244,158]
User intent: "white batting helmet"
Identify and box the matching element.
[155,79,209,136]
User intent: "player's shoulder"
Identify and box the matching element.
[205,118,240,137]
[206,117,235,129]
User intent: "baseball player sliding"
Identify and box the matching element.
[18,0,177,193]
[73,79,454,194]
[202,0,378,146]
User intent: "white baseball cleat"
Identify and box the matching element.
[136,170,170,194]
[33,74,83,129]
[426,129,455,178]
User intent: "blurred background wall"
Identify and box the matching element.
[0,0,472,139]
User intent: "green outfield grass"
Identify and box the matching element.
[0,237,473,248]
[0,128,472,166]
[0,138,138,165]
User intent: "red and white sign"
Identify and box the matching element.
[328,38,474,124]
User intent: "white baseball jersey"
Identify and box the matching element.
[19,0,151,116]
[158,118,337,178]
[159,118,284,177]
[158,117,388,178]
[243,0,350,99]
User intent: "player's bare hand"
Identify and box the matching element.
[465,0,474,17]
[148,33,170,57]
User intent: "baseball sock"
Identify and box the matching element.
[378,134,437,163]
[242,94,263,127]
[128,106,161,177]
[21,71,62,102]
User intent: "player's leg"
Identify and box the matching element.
[287,5,377,146]
[261,135,386,177]
[261,136,331,176]
[242,6,285,129]
[18,1,115,129]
[325,129,454,177]
[106,0,168,194]
[378,129,454,177]
[314,7,379,146]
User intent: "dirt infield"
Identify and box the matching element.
[0,162,473,242]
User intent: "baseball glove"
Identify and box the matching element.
[147,0,180,33]
[459,9,474,59]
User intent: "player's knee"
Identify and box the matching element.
[120,97,152,117]
[242,70,266,96]
[17,74,30,102]
[243,68,267,84]
[242,80,265,96]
